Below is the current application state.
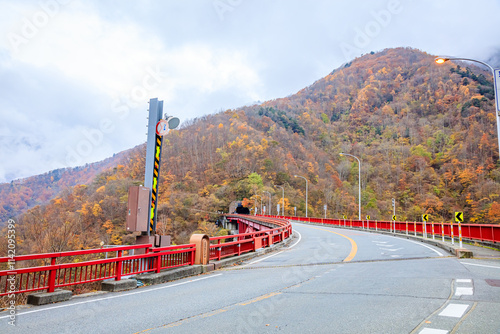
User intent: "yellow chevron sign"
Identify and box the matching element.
[392,215,396,221]
[422,214,429,222]
[455,212,464,222]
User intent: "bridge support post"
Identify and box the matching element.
[47,257,57,293]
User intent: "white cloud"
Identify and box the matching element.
[0,0,500,183]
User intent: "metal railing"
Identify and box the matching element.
[0,244,195,296]
[0,216,292,296]
[209,215,292,261]
[263,215,499,244]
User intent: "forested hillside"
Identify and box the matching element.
[0,149,136,225]
[3,47,500,255]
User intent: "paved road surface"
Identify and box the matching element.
[2,222,499,333]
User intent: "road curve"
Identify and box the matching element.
[1,222,499,333]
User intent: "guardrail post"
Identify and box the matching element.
[459,222,463,248]
[190,246,196,265]
[115,250,123,281]
[414,221,417,237]
[406,221,408,236]
[441,222,445,242]
[451,222,454,245]
[156,253,161,273]
[47,257,57,292]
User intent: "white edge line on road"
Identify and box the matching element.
[239,229,302,268]
[403,238,444,256]
[247,251,284,265]
[288,230,302,249]
[0,273,223,319]
[460,262,500,269]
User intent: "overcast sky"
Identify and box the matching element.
[1,0,499,183]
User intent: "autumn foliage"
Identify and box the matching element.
[1,47,499,256]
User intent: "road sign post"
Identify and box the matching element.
[455,212,464,248]
[422,214,429,238]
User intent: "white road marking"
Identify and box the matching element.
[246,251,284,265]
[460,262,500,269]
[456,279,472,283]
[0,274,223,319]
[404,239,444,256]
[439,304,469,318]
[455,287,473,296]
[419,328,448,334]
[288,230,302,249]
[380,248,403,252]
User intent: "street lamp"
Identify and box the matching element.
[274,185,285,216]
[263,191,272,216]
[253,194,262,215]
[435,56,500,161]
[339,153,361,220]
[294,175,308,217]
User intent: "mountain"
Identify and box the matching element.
[2,47,499,255]
[0,146,143,225]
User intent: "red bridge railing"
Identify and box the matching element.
[0,215,291,297]
[0,244,195,296]
[209,215,291,261]
[262,215,499,244]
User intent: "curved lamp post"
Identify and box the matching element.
[339,152,361,220]
[294,175,308,217]
[274,185,285,216]
[435,56,500,161]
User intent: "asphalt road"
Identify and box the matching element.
[2,222,500,333]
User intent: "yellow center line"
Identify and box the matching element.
[238,292,282,306]
[305,226,358,262]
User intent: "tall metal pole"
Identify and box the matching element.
[263,191,272,216]
[436,56,500,162]
[274,185,285,216]
[339,153,361,220]
[145,98,163,236]
[294,175,308,217]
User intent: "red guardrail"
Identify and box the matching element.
[0,244,195,296]
[209,215,292,261]
[262,215,499,244]
[0,216,292,297]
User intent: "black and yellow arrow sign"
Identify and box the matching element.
[392,215,397,221]
[366,215,370,220]
[342,215,347,219]
[422,214,429,222]
[455,212,464,222]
